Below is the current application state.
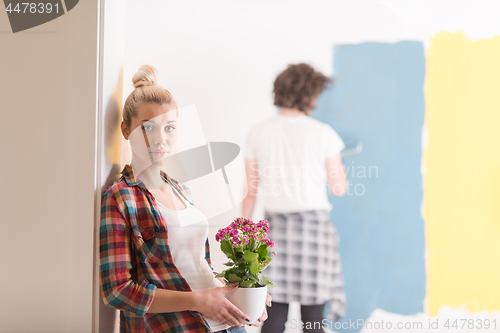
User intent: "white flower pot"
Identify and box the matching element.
[224,286,268,325]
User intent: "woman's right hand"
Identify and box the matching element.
[192,283,249,327]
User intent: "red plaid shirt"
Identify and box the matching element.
[99,164,213,332]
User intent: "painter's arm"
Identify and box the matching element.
[326,153,347,196]
[242,158,259,218]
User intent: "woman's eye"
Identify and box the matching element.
[142,125,153,131]
[165,125,176,132]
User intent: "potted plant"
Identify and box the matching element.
[215,217,276,324]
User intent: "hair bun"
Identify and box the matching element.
[132,64,158,88]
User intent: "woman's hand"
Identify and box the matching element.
[249,293,272,327]
[192,283,250,327]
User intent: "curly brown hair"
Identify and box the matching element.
[273,63,332,112]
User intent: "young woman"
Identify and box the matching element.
[99,65,269,333]
[243,63,348,333]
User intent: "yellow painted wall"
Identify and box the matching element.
[424,31,500,315]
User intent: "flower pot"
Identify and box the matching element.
[224,286,268,324]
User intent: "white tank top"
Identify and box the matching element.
[156,185,229,332]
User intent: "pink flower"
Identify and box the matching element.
[232,236,242,245]
[262,239,275,247]
[217,217,274,253]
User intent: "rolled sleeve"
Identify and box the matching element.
[99,191,157,317]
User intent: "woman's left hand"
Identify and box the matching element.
[249,293,272,327]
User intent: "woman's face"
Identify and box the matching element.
[122,103,178,166]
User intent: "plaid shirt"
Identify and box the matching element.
[99,164,214,333]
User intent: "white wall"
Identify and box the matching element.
[0,1,99,332]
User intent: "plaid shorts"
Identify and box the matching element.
[263,210,346,321]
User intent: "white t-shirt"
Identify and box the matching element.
[244,114,345,213]
[156,186,229,332]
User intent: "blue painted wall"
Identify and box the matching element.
[313,42,426,332]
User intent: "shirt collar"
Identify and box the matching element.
[121,164,175,189]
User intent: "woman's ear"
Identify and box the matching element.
[121,121,130,140]
[310,97,318,109]
[306,97,318,115]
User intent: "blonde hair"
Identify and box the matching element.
[122,64,177,128]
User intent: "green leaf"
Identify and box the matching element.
[228,274,243,283]
[249,260,259,275]
[249,237,256,252]
[220,239,234,259]
[215,272,225,278]
[256,275,274,287]
[248,274,260,282]
[234,244,244,253]
[242,251,259,262]
[257,244,268,261]
[239,280,255,288]
[223,261,234,267]
[234,249,243,260]
[259,274,271,286]
[260,257,272,270]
